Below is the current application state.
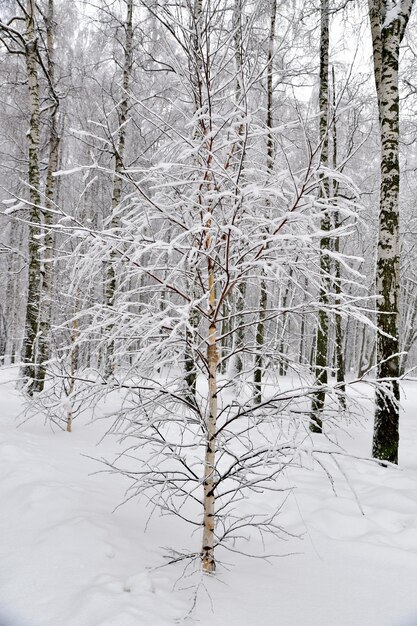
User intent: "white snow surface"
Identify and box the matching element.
[0,368,417,626]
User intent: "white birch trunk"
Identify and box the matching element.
[369,0,414,463]
[20,0,42,394]
[184,0,204,400]
[201,269,218,573]
[37,0,60,390]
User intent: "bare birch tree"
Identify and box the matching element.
[20,0,42,394]
[37,0,60,389]
[368,0,414,463]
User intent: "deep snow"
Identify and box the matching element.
[0,367,416,626]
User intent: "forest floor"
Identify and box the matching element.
[0,367,416,626]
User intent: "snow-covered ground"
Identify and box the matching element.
[0,367,416,626]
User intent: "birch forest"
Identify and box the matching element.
[0,1,417,624]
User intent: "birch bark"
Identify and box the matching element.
[184,0,203,401]
[368,0,414,463]
[37,0,60,390]
[201,267,218,573]
[20,0,42,395]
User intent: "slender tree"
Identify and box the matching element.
[254,0,277,404]
[183,0,203,401]
[331,66,346,408]
[368,0,414,463]
[311,0,330,432]
[21,0,42,394]
[105,0,134,377]
[37,0,60,390]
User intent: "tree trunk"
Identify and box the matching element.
[254,278,267,403]
[37,0,60,391]
[20,0,42,395]
[254,0,276,402]
[201,206,218,571]
[220,300,230,374]
[331,66,346,408]
[368,0,414,464]
[201,301,218,573]
[233,282,246,375]
[105,0,134,377]
[278,267,294,377]
[311,0,330,432]
[184,0,203,400]
[184,300,198,401]
[66,318,78,432]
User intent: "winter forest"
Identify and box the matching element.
[0,0,417,624]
